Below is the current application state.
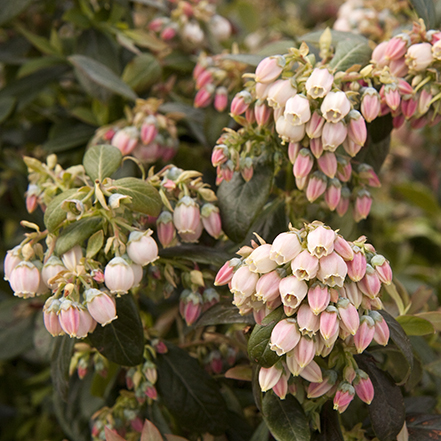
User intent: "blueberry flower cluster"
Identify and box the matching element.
[216,221,392,412]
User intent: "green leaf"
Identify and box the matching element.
[55,217,103,256]
[250,421,270,441]
[379,310,414,385]
[248,307,284,368]
[355,355,405,441]
[111,177,162,217]
[51,335,75,401]
[218,161,274,243]
[68,54,137,102]
[122,53,162,93]
[220,53,265,67]
[256,40,296,57]
[43,121,97,153]
[0,299,35,360]
[409,0,435,28]
[88,295,144,366]
[159,244,231,267]
[140,419,164,441]
[311,401,343,441]
[83,144,122,182]
[0,0,33,25]
[407,414,441,440]
[194,301,255,327]
[122,29,169,52]
[0,96,16,122]
[262,393,310,441]
[329,39,372,72]
[155,342,228,435]
[44,188,84,233]
[424,359,441,378]
[86,229,104,259]
[416,312,441,331]
[16,25,59,55]
[301,30,368,46]
[395,315,434,336]
[17,56,66,78]
[394,181,441,216]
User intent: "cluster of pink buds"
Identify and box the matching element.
[149,166,223,246]
[193,52,247,111]
[216,221,392,411]
[126,354,159,404]
[90,99,179,164]
[179,286,220,325]
[146,0,231,50]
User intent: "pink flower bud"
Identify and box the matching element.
[194,85,214,108]
[307,225,335,258]
[157,211,175,248]
[259,365,283,392]
[255,81,272,100]
[325,179,342,211]
[321,91,351,123]
[418,88,432,115]
[358,264,381,298]
[357,164,381,187]
[306,68,334,99]
[279,275,308,309]
[354,190,372,221]
[286,349,303,376]
[322,121,347,152]
[398,78,414,96]
[270,318,301,355]
[211,144,229,167]
[299,360,323,383]
[9,260,41,298]
[3,246,21,281]
[214,87,228,112]
[306,171,327,202]
[182,21,204,44]
[276,116,306,143]
[344,281,362,308]
[255,55,286,83]
[361,88,381,123]
[145,384,158,400]
[390,57,409,76]
[215,258,241,286]
[385,34,410,61]
[127,230,158,266]
[140,117,158,145]
[293,149,314,179]
[347,248,367,282]
[371,254,392,284]
[317,152,337,178]
[26,184,39,213]
[85,288,117,326]
[333,382,355,413]
[371,41,388,67]
[317,252,348,288]
[111,127,139,155]
[201,203,222,238]
[293,336,316,368]
[337,298,359,335]
[310,137,323,158]
[179,220,203,243]
[182,291,203,326]
[59,299,94,338]
[433,39,441,60]
[284,94,311,126]
[196,69,213,90]
[42,256,67,289]
[173,196,201,237]
[308,283,330,315]
[104,256,135,294]
[406,43,433,71]
[306,111,325,138]
[43,297,64,336]
[371,311,390,345]
[297,303,320,335]
[149,17,165,32]
[245,244,278,274]
[336,187,351,216]
[334,235,354,261]
[347,110,367,146]
[307,371,337,398]
[291,250,319,280]
[255,103,272,126]
[401,96,418,119]
[267,79,296,108]
[240,157,254,182]
[354,371,374,404]
[320,306,339,342]
[272,370,290,399]
[255,270,282,303]
[208,15,231,41]
[230,91,252,116]
[230,265,259,298]
[354,315,375,353]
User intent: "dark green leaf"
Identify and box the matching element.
[194,301,255,327]
[16,25,59,55]
[329,39,372,72]
[0,96,16,122]
[159,244,231,267]
[355,354,405,441]
[218,161,274,243]
[44,188,84,233]
[248,307,284,368]
[250,421,270,441]
[88,295,144,366]
[55,217,103,256]
[301,30,368,46]
[262,393,310,441]
[51,335,75,401]
[379,310,414,385]
[0,299,35,361]
[111,177,162,217]
[394,182,441,216]
[409,0,435,29]
[395,315,434,336]
[407,414,441,439]
[43,121,97,153]
[122,53,162,93]
[312,401,343,441]
[83,144,122,182]
[0,0,33,25]
[68,54,137,102]
[155,342,228,435]
[17,56,66,78]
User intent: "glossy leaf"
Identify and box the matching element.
[262,393,310,441]
[409,0,435,29]
[68,55,137,101]
[355,355,405,441]
[329,39,372,72]
[55,217,103,256]
[159,245,231,267]
[88,295,144,366]
[111,177,162,217]
[83,144,122,182]
[51,335,75,401]
[248,307,284,368]
[194,301,255,327]
[155,342,228,435]
[122,53,162,93]
[395,315,434,336]
[218,161,274,243]
[416,311,441,331]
